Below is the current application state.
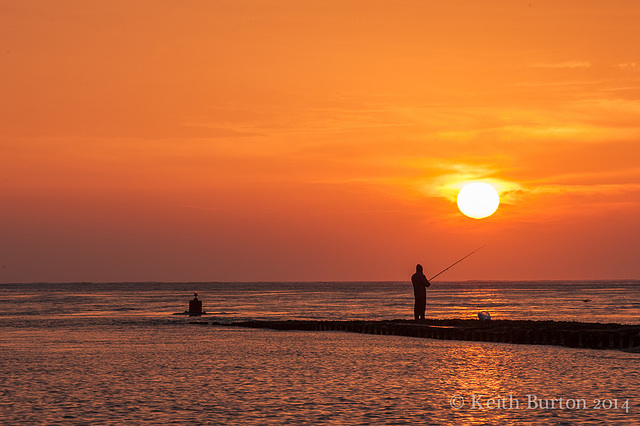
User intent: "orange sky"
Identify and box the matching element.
[1,1,639,282]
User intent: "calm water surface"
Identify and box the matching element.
[1,281,638,424]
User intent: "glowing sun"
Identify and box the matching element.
[457,182,500,219]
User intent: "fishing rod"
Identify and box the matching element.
[428,245,486,281]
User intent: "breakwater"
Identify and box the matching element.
[205,319,640,352]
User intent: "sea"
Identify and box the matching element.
[1,280,639,425]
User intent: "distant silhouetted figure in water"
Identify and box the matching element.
[411,264,431,320]
[189,291,203,315]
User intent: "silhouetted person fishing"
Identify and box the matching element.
[411,264,431,320]
[410,246,485,320]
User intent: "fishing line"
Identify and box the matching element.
[428,245,486,281]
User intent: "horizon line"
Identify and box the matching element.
[1,278,639,285]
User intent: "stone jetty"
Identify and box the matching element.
[206,318,640,352]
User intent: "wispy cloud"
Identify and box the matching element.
[412,161,521,203]
[614,62,638,70]
[529,61,591,69]
[528,183,640,197]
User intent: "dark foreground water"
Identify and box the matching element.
[1,281,639,424]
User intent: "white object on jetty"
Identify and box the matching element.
[478,311,491,321]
